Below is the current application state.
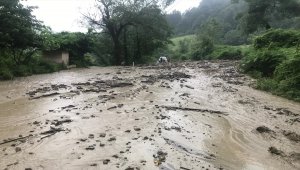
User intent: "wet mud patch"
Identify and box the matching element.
[283,131,300,142]
[164,138,216,160]
[1,61,300,170]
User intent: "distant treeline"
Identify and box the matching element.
[166,0,300,45]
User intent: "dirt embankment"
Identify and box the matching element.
[0,61,299,170]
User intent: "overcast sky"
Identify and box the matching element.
[21,0,201,32]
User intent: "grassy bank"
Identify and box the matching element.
[169,29,300,101]
[240,29,300,101]
[168,35,248,61]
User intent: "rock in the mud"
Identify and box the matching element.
[108,137,116,142]
[276,109,299,117]
[52,119,72,126]
[134,127,141,131]
[15,147,21,152]
[289,152,300,161]
[185,85,194,89]
[103,159,110,164]
[88,134,94,139]
[283,131,300,142]
[256,126,272,133]
[268,147,284,156]
[153,151,168,166]
[33,121,40,125]
[107,106,117,110]
[90,163,97,167]
[86,145,95,150]
[80,138,87,142]
[99,133,106,138]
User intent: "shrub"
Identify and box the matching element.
[256,78,278,92]
[192,36,214,60]
[275,55,300,90]
[254,29,300,49]
[13,65,32,77]
[0,68,14,80]
[241,50,286,77]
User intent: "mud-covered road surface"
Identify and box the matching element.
[0,61,299,170]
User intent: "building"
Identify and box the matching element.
[43,50,69,65]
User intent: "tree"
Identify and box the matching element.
[0,0,41,65]
[83,0,174,65]
[166,10,182,33]
[121,5,172,64]
[235,0,300,34]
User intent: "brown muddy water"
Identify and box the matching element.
[0,61,299,170]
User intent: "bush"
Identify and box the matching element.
[275,55,300,90]
[256,78,278,92]
[218,50,242,60]
[0,68,14,80]
[254,29,300,49]
[241,29,300,101]
[192,36,214,60]
[241,50,286,77]
[209,45,245,60]
[13,65,32,77]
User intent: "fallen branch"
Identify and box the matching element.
[41,127,64,135]
[40,133,56,140]
[160,106,226,115]
[0,135,31,145]
[40,127,65,140]
[30,92,60,100]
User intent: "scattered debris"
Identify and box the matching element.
[256,126,273,133]
[268,147,284,156]
[283,131,300,142]
[160,106,226,115]
[153,151,168,166]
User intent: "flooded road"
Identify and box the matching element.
[0,61,299,170]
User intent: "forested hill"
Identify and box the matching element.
[166,0,300,44]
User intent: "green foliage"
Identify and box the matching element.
[191,36,214,60]
[224,29,248,45]
[0,0,42,49]
[13,64,33,77]
[256,78,279,92]
[254,29,300,49]
[241,29,300,101]
[241,50,286,76]
[84,0,172,65]
[191,18,224,60]
[167,35,195,61]
[238,0,300,34]
[0,0,42,67]
[0,67,14,80]
[210,45,244,60]
[32,59,64,74]
[275,55,300,91]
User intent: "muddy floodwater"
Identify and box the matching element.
[0,61,299,170]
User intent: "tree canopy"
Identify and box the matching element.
[84,0,173,65]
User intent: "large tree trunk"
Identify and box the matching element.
[113,39,123,65]
[110,29,123,65]
[123,28,128,65]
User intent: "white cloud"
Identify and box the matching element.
[22,0,201,32]
[166,0,201,13]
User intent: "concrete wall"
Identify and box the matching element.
[43,51,69,65]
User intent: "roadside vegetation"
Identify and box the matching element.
[166,0,300,101]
